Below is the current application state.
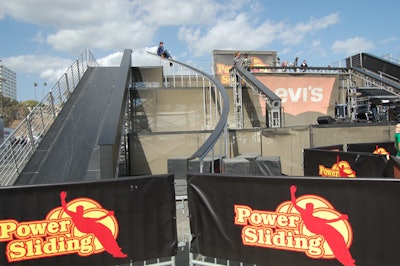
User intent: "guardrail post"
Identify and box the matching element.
[26,114,36,151]
[9,143,19,176]
[39,104,46,136]
[56,81,63,104]
[65,73,71,96]
[71,64,76,88]
[49,90,57,119]
[76,59,81,80]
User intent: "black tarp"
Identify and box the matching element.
[223,154,282,176]
[0,175,177,266]
[255,156,282,175]
[188,173,400,266]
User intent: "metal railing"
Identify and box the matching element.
[251,65,346,74]
[145,52,230,167]
[0,49,99,186]
[144,53,235,266]
[382,54,400,65]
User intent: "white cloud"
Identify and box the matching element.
[331,37,374,56]
[278,13,340,45]
[5,55,71,76]
[2,0,132,28]
[46,21,153,53]
[4,54,73,98]
[2,0,156,54]
[2,0,227,55]
[97,52,123,66]
[3,1,341,61]
[132,0,222,26]
[380,37,398,45]
[179,12,340,58]
[30,31,46,44]
[179,14,283,56]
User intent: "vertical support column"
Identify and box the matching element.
[347,73,358,123]
[231,69,243,129]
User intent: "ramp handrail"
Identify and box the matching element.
[0,49,99,186]
[146,52,230,165]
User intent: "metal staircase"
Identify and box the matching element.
[345,53,400,122]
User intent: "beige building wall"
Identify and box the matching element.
[131,87,397,177]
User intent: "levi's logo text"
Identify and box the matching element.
[0,191,127,262]
[319,155,356,177]
[234,185,356,266]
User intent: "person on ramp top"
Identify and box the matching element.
[157,41,173,66]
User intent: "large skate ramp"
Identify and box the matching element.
[15,49,132,185]
[14,67,119,185]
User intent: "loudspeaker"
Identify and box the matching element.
[317,116,335,124]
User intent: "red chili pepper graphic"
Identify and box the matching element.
[60,191,127,258]
[290,185,355,266]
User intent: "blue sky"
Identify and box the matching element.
[0,0,399,101]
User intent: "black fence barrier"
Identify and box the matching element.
[0,175,177,266]
[386,155,400,178]
[310,144,344,151]
[346,141,396,155]
[303,148,389,178]
[304,142,398,178]
[188,173,400,266]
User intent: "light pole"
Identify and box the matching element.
[41,82,47,99]
[34,82,38,102]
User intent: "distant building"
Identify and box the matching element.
[0,63,17,100]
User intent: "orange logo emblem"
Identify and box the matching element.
[1,191,127,262]
[234,185,355,265]
[319,156,356,177]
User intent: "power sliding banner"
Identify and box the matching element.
[347,141,396,156]
[0,175,177,266]
[304,140,398,178]
[303,148,389,178]
[188,173,400,266]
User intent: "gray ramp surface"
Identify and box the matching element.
[15,67,120,185]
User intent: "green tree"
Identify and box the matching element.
[1,96,35,128]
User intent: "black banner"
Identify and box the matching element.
[0,175,177,265]
[347,141,396,156]
[312,144,343,151]
[303,148,389,177]
[188,173,400,265]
